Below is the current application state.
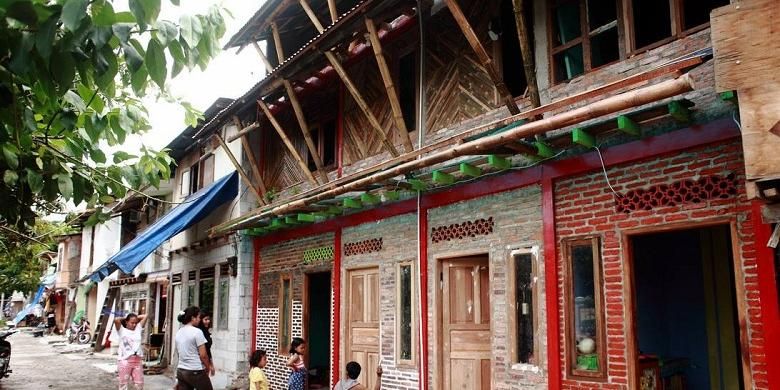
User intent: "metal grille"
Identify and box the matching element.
[302,246,334,265]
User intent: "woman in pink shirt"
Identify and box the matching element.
[114,312,147,390]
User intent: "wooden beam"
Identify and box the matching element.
[299,0,326,33]
[252,41,275,71]
[327,0,337,23]
[572,128,595,148]
[617,115,640,136]
[365,17,415,152]
[511,0,541,111]
[257,98,319,185]
[214,133,265,203]
[324,51,400,157]
[226,122,260,143]
[271,22,285,64]
[459,162,482,177]
[443,0,520,115]
[283,79,329,183]
[232,117,268,205]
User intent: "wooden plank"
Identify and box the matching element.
[711,0,780,91]
[327,0,337,23]
[365,17,415,153]
[257,99,319,185]
[738,84,780,180]
[283,79,329,183]
[226,122,260,143]
[443,0,519,115]
[270,22,285,64]
[324,51,400,157]
[215,133,265,203]
[232,117,268,205]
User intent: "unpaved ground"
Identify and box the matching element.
[0,330,175,389]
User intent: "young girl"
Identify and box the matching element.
[114,312,147,390]
[286,337,306,390]
[197,312,214,376]
[249,350,269,390]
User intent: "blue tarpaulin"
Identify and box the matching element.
[11,284,45,325]
[86,171,238,282]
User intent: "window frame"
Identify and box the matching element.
[306,120,338,174]
[395,261,417,367]
[217,273,230,330]
[508,246,540,368]
[624,0,719,55]
[563,236,607,380]
[200,154,215,187]
[278,274,293,355]
[180,169,191,196]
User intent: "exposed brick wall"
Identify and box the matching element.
[256,233,334,386]
[554,140,768,389]
[426,186,547,390]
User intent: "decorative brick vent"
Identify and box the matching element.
[302,246,334,264]
[431,217,495,243]
[344,238,383,256]
[616,173,738,213]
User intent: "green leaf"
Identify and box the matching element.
[7,1,39,26]
[26,170,44,194]
[63,90,87,112]
[91,1,116,26]
[121,42,144,72]
[130,65,148,95]
[35,157,43,170]
[35,16,58,60]
[51,51,76,96]
[129,0,160,27]
[112,23,132,44]
[4,170,18,186]
[153,20,178,47]
[56,174,73,199]
[208,6,226,38]
[2,144,19,170]
[113,11,136,23]
[145,39,167,89]
[170,0,179,5]
[9,32,34,75]
[61,0,88,31]
[90,26,113,50]
[113,151,136,164]
[99,195,115,204]
[91,148,106,164]
[179,14,202,48]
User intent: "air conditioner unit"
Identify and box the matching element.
[127,210,142,224]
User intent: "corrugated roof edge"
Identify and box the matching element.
[165,97,234,161]
[223,0,288,50]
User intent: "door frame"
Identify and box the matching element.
[434,253,492,390]
[303,270,332,380]
[342,265,380,386]
[622,218,751,390]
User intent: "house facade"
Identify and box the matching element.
[207,0,778,389]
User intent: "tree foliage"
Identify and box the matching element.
[0,220,71,296]
[0,0,227,230]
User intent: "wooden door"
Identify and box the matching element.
[346,268,380,390]
[441,257,491,390]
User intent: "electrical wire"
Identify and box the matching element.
[593,145,623,198]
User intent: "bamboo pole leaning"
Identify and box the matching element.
[213,74,695,233]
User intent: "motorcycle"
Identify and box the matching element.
[65,318,91,344]
[0,329,17,379]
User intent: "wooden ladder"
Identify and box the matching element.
[91,287,120,352]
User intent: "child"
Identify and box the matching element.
[114,312,147,390]
[249,350,269,390]
[334,361,383,390]
[286,337,306,390]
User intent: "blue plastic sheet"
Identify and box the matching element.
[11,285,45,325]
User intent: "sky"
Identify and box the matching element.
[134,0,266,151]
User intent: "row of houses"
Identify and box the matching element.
[50,0,780,389]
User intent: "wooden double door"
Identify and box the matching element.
[441,256,491,390]
[346,267,380,390]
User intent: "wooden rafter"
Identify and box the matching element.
[283,79,329,183]
[271,22,285,63]
[327,0,337,23]
[511,0,541,110]
[227,122,259,142]
[297,1,400,157]
[365,17,415,152]
[299,0,326,32]
[257,98,319,185]
[214,133,266,203]
[252,41,275,71]
[232,117,268,205]
[443,0,520,115]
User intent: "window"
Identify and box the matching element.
[497,0,533,97]
[564,237,606,378]
[187,270,197,307]
[306,120,337,173]
[398,52,417,130]
[217,264,230,330]
[189,162,200,195]
[199,266,215,316]
[510,248,538,366]
[180,169,191,196]
[629,0,729,51]
[201,154,215,187]
[549,0,621,83]
[278,275,292,353]
[396,263,416,365]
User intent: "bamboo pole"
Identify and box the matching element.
[299,0,326,32]
[232,117,268,205]
[324,51,400,157]
[284,79,329,183]
[214,133,266,203]
[365,17,415,152]
[511,0,541,111]
[328,0,338,23]
[227,122,260,143]
[257,99,319,185]
[213,74,694,232]
[271,22,285,64]
[443,0,520,115]
[252,41,275,71]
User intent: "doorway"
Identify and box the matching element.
[630,225,744,390]
[304,272,332,389]
[345,268,380,390]
[439,255,491,390]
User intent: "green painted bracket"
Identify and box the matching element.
[533,141,555,158]
[488,154,510,170]
[250,227,268,236]
[313,211,328,220]
[269,218,287,229]
[617,115,640,136]
[432,170,455,185]
[297,213,315,223]
[360,193,380,205]
[459,162,482,178]
[383,191,400,202]
[572,128,595,148]
[720,90,736,101]
[326,206,343,215]
[343,198,363,209]
[409,179,427,191]
[668,101,690,122]
[285,216,300,225]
